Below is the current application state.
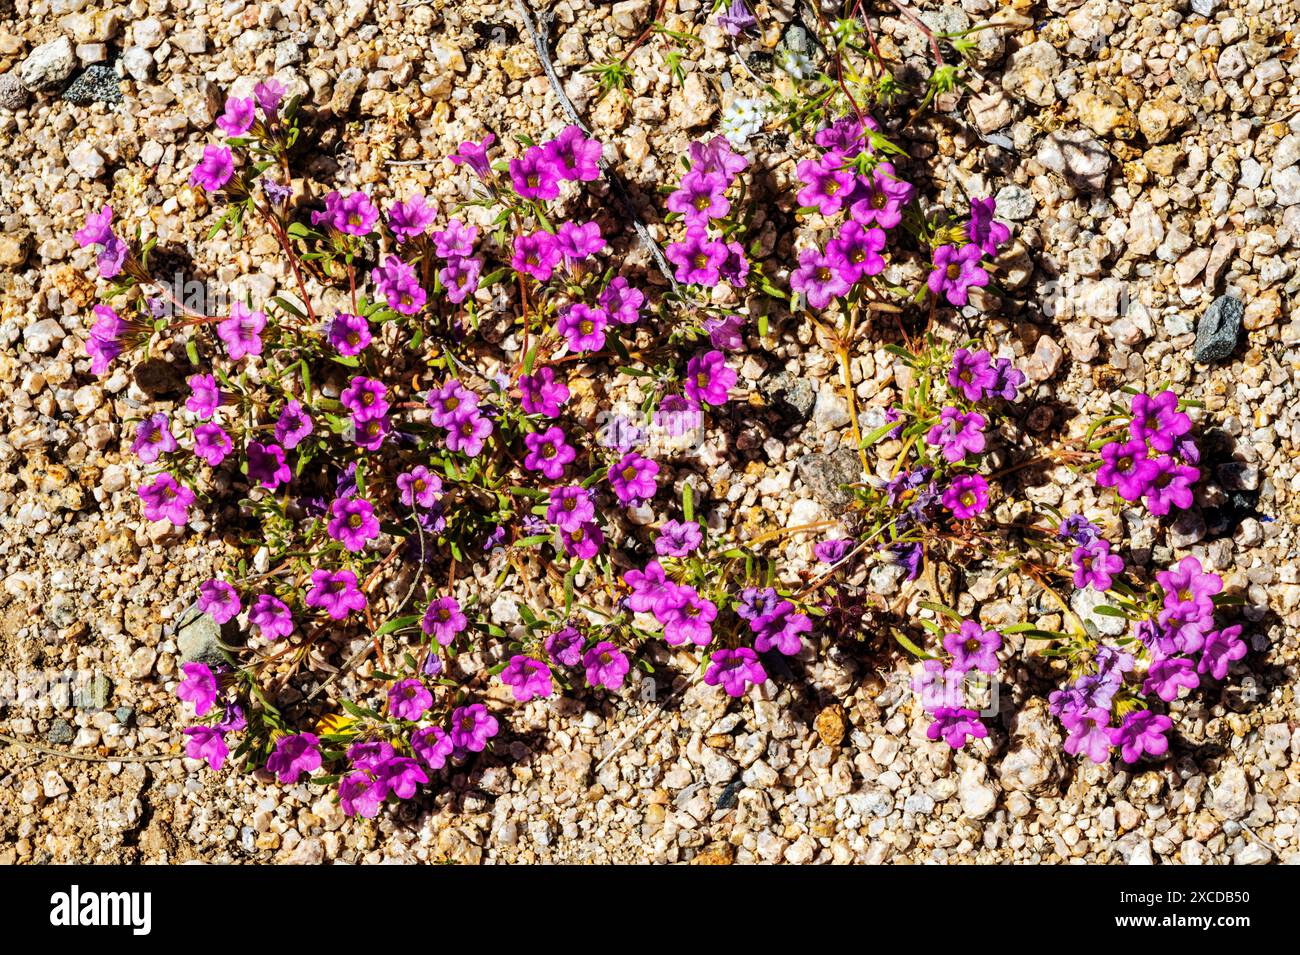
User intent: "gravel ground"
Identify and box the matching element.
[1,0,1298,864]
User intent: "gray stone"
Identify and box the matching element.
[19,37,76,92]
[1037,128,1112,191]
[174,604,229,667]
[994,184,1035,220]
[1194,295,1243,363]
[999,698,1064,795]
[794,447,861,506]
[73,673,112,710]
[0,71,30,111]
[760,370,815,424]
[46,719,74,745]
[1071,586,1128,637]
[62,64,123,105]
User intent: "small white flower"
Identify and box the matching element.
[720,97,766,147]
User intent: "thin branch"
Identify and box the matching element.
[0,732,179,764]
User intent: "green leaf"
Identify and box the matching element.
[374,614,422,638]
[682,482,694,523]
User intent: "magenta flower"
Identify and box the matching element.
[501,655,554,702]
[177,662,218,717]
[184,726,229,770]
[927,244,989,307]
[544,125,602,180]
[422,596,467,646]
[827,220,886,283]
[555,220,607,262]
[328,496,379,552]
[216,302,266,361]
[198,578,241,624]
[561,521,605,559]
[942,620,1002,673]
[1158,556,1221,618]
[85,308,126,373]
[411,726,454,769]
[509,146,561,200]
[274,399,313,449]
[75,205,115,247]
[216,96,255,137]
[312,190,378,235]
[1062,706,1112,763]
[913,660,965,712]
[967,196,1010,257]
[450,133,495,180]
[445,412,493,457]
[545,627,585,667]
[849,162,912,229]
[1143,656,1200,702]
[704,648,767,697]
[1096,439,1160,502]
[193,422,233,466]
[512,230,562,282]
[440,255,483,304]
[371,257,426,315]
[519,366,570,417]
[1198,625,1246,680]
[132,413,178,464]
[948,348,998,401]
[598,276,644,325]
[668,169,731,223]
[432,219,478,259]
[926,407,986,463]
[814,115,872,155]
[583,642,630,690]
[1129,390,1191,453]
[666,228,728,286]
[427,379,480,427]
[305,569,366,620]
[450,703,499,754]
[547,485,594,532]
[659,587,716,647]
[265,733,321,783]
[328,312,371,356]
[688,135,749,181]
[245,440,290,489]
[190,145,234,191]
[927,707,989,749]
[397,466,443,509]
[186,373,221,418]
[138,473,195,525]
[1144,455,1198,517]
[684,349,736,406]
[249,594,293,640]
[523,425,575,480]
[624,561,670,613]
[1108,711,1171,764]
[354,415,392,451]
[387,193,437,243]
[942,474,989,520]
[990,357,1026,401]
[338,773,387,818]
[1072,539,1125,591]
[340,376,389,422]
[254,78,285,115]
[704,313,744,351]
[752,601,812,656]
[557,303,608,353]
[796,155,856,215]
[609,452,658,505]
[655,519,702,557]
[388,678,433,721]
[790,246,851,309]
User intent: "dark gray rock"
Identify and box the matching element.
[62,65,123,106]
[1194,295,1243,364]
[760,370,815,425]
[173,603,228,667]
[0,71,30,111]
[795,447,862,506]
[46,719,74,745]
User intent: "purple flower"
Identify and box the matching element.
[815,115,872,155]
[184,726,229,770]
[338,772,387,818]
[76,205,116,247]
[813,538,853,565]
[440,255,483,304]
[132,413,178,464]
[561,521,604,560]
[262,177,292,205]
[327,312,371,357]
[509,146,561,200]
[266,733,321,783]
[598,277,644,325]
[1144,455,1199,517]
[523,425,576,480]
[849,162,912,229]
[752,601,812,655]
[543,125,602,181]
[547,485,594,532]
[445,412,493,457]
[967,196,1010,257]
[1143,657,1200,702]
[943,620,1002,673]
[274,399,313,449]
[371,257,426,315]
[305,569,366,620]
[328,496,379,552]
[684,349,736,406]
[254,78,286,116]
[432,219,478,259]
[190,145,234,191]
[186,373,221,418]
[177,662,218,717]
[138,474,195,525]
[387,193,437,243]
[668,169,731,222]
[658,586,716,647]
[656,519,702,557]
[198,578,241,624]
[450,703,499,755]
[427,379,480,427]
[926,406,986,463]
[512,230,562,282]
[340,376,389,422]
[790,246,852,309]
[584,642,630,690]
[245,440,291,489]
[688,135,749,181]
[625,562,671,614]
[354,415,393,452]
[1096,439,1160,502]
[942,474,989,520]
[609,452,658,505]
[926,707,989,749]
[1058,514,1100,546]
[913,660,966,711]
[1072,539,1125,591]
[555,220,607,262]
[796,155,856,215]
[312,190,379,236]
[501,655,554,702]
[1063,707,1112,763]
[411,726,454,770]
[893,541,924,580]
[249,594,293,640]
[1130,390,1191,453]
[927,244,990,307]
[85,304,127,373]
[1156,556,1221,622]
[545,627,585,667]
[989,357,1026,401]
[216,96,255,137]
[422,596,467,646]
[716,0,757,36]
[556,303,608,353]
[704,648,767,697]
[1198,625,1246,681]
[827,220,887,283]
[665,228,728,287]
[1108,711,1172,764]
[398,466,443,509]
[193,422,232,467]
[947,348,997,401]
[388,678,433,721]
[216,302,266,361]
[450,133,495,180]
